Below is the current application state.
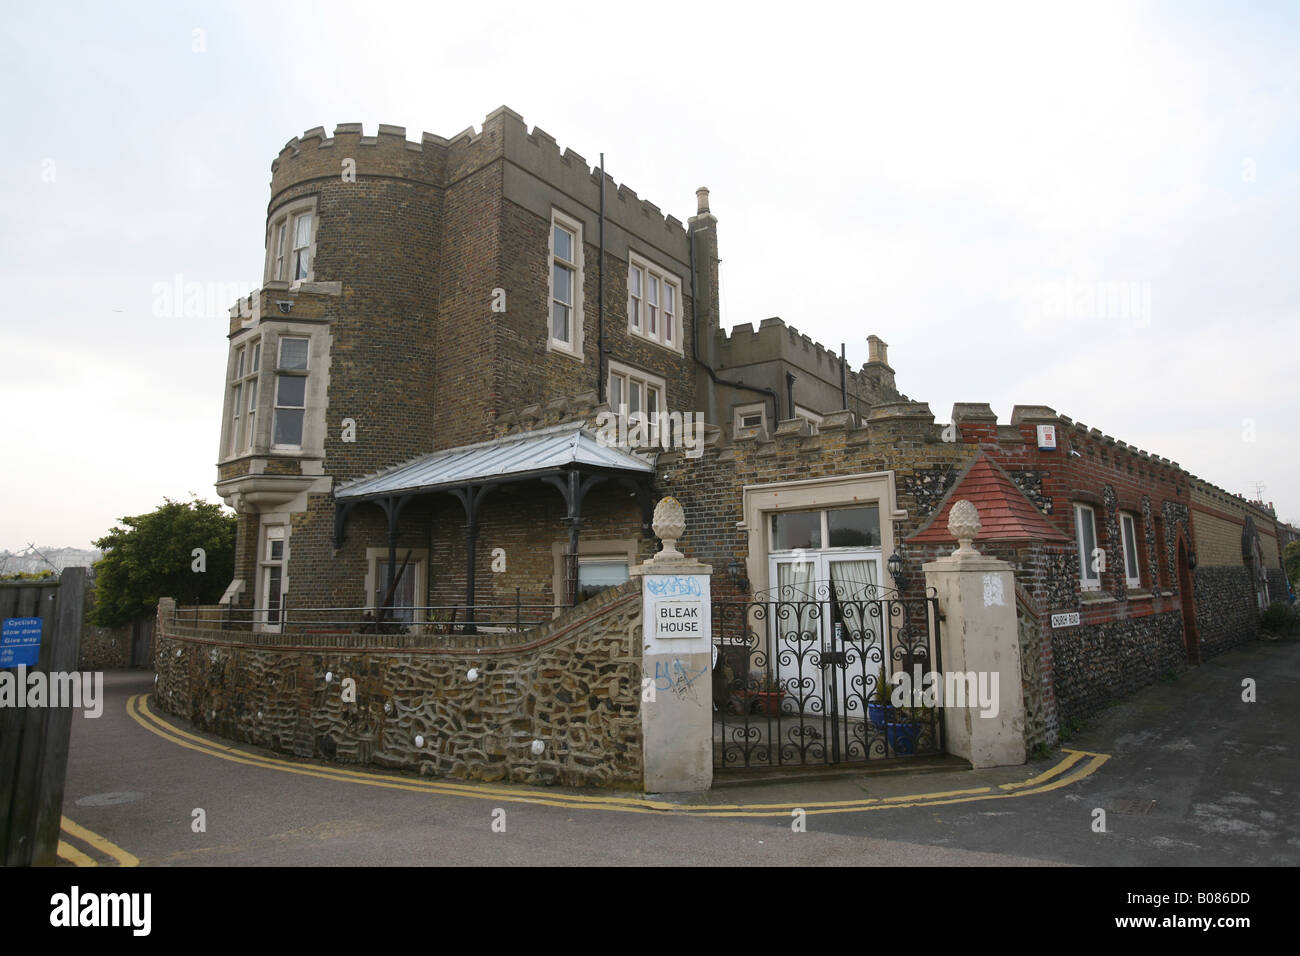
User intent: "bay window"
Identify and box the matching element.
[273,337,309,448]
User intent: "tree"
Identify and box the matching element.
[1284,541,1300,591]
[90,497,237,626]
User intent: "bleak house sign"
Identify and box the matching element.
[655,600,702,638]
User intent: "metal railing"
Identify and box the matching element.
[175,587,575,636]
[711,584,944,769]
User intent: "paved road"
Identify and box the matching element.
[56,634,1299,866]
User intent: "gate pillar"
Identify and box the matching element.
[921,501,1026,768]
[630,497,713,793]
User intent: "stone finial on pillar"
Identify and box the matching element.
[652,495,686,561]
[948,499,982,556]
[696,187,710,214]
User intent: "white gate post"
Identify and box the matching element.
[921,501,1026,768]
[630,497,714,793]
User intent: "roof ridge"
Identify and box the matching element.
[906,453,1069,544]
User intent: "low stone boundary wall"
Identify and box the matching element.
[1193,566,1259,659]
[1049,609,1185,726]
[79,622,130,669]
[1014,586,1058,755]
[152,581,644,788]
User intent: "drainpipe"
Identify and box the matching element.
[840,343,848,411]
[597,152,605,404]
[688,229,780,427]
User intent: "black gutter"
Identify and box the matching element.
[688,229,781,425]
[597,152,605,403]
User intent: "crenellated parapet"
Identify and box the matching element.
[948,402,1189,483]
[270,122,450,204]
[268,106,692,253]
[499,107,690,250]
[715,316,901,409]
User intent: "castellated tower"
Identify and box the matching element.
[214,107,703,621]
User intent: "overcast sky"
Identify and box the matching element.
[2,0,1297,550]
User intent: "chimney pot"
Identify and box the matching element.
[696,187,710,214]
[867,335,889,366]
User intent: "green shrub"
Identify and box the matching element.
[1260,602,1299,635]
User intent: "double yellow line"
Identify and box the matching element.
[128,693,1109,817]
[57,816,138,867]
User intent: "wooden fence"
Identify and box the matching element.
[0,567,86,866]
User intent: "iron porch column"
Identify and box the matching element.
[543,470,610,606]
[450,484,498,634]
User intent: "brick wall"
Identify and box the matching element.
[1189,479,1288,649]
[228,109,705,629]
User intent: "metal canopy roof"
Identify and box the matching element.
[334,421,654,501]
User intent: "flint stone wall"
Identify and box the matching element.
[1192,566,1260,658]
[152,581,644,788]
[1049,609,1186,726]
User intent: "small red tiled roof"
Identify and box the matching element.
[908,455,1069,544]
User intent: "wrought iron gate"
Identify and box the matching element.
[712,582,943,770]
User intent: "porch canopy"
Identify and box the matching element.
[333,421,655,618]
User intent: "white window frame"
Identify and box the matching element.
[740,472,907,604]
[547,208,584,359]
[627,250,683,354]
[551,538,638,612]
[575,554,631,604]
[272,336,310,450]
[1119,512,1142,588]
[795,405,823,434]
[265,198,318,285]
[1075,503,1101,591]
[364,547,428,626]
[259,524,287,632]
[607,360,666,446]
[768,506,883,555]
[224,338,263,460]
[228,346,245,459]
[734,402,767,434]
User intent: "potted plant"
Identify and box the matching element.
[868,663,895,728]
[886,703,935,756]
[750,673,788,716]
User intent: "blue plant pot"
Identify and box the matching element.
[886,721,919,755]
[868,701,894,729]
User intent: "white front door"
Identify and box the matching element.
[766,549,884,710]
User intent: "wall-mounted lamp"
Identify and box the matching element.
[727,558,750,593]
[1188,551,1198,570]
[887,550,907,589]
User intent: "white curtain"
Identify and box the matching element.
[830,559,878,642]
[776,560,817,645]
